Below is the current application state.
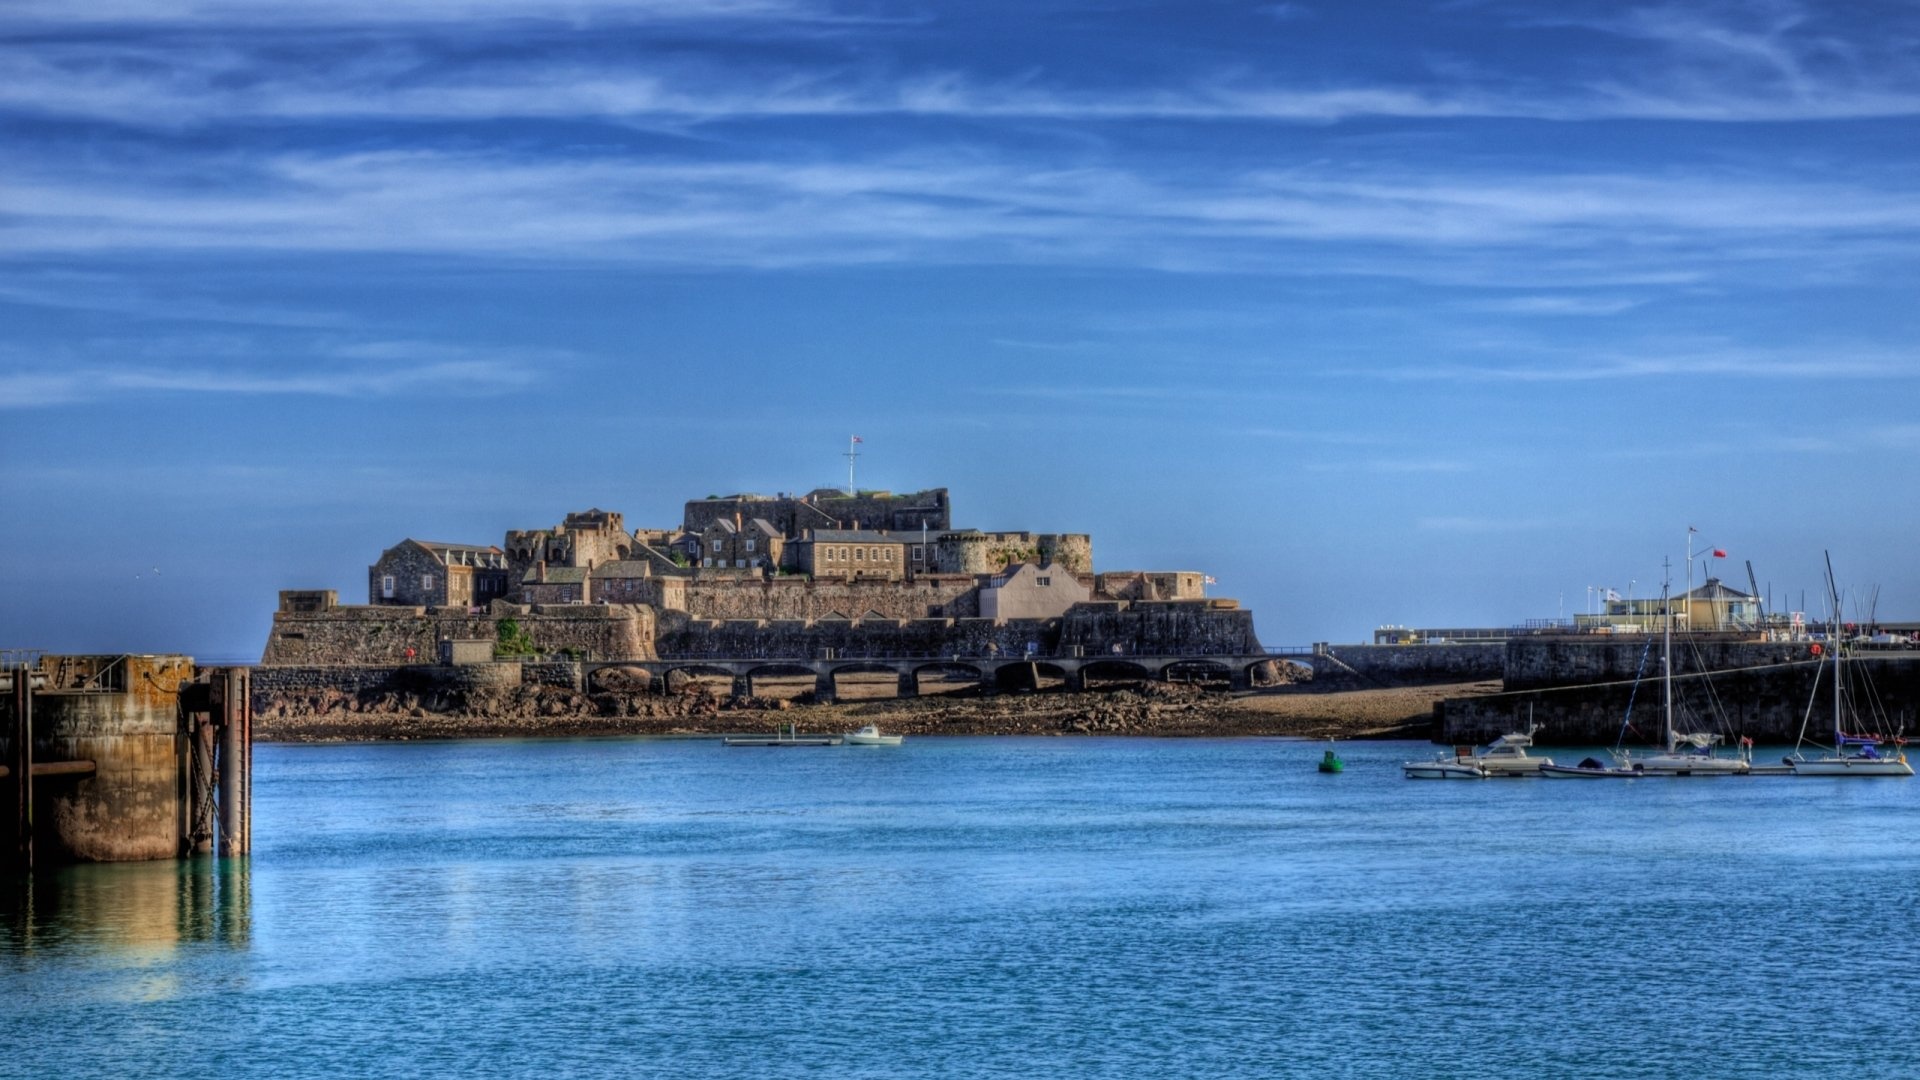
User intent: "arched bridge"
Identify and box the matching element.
[585,652,1279,702]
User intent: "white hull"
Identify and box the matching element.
[1789,756,1913,777]
[1403,760,1485,780]
[844,725,903,746]
[1627,754,1750,776]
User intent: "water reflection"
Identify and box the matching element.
[0,857,251,957]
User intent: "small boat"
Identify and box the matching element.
[844,724,904,746]
[1539,756,1642,779]
[1789,553,1913,777]
[1403,755,1486,780]
[1318,741,1344,773]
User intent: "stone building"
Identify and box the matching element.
[979,561,1093,620]
[504,508,636,598]
[370,540,511,609]
[1093,571,1206,603]
[932,530,1093,575]
[684,488,950,538]
[519,563,589,605]
[788,529,909,582]
[694,516,783,570]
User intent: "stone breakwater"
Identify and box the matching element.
[253,676,1491,742]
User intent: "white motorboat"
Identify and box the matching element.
[844,724,904,746]
[1789,553,1913,778]
[1467,726,1554,776]
[1403,755,1486,780]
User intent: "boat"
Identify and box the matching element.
[1788,554,1913,778]
[1539,756,1642,779]
[1403,755,1485,780]
[1318,741,1344,773]
[844,724,904,746]
[1466,723,1554,776]
[1616,568,1750,776]
[724,723,842,747]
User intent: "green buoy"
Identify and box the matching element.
[1318,740,1344,773]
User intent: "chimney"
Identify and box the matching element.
[537,560,547,583]
[734,511,742,529]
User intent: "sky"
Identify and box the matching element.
[3,0,1919,658]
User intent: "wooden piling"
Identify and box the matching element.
[9,664,31,873]
[216,668,250,857]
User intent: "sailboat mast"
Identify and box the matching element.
[1825,551,1842,746]
[1662,557,1675,754]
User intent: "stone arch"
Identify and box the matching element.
[994,660,1069,692]
[1079,659,1154,686]
[1162,659,1233,687]
[911,661,985,697]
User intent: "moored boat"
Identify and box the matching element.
[1787,553,1912,778]
[845,724,904,746]
[1539,756,1641,779]
[1403,755,1485,780]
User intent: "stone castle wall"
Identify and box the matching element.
[679,575,980,623]
[1311,643,1506,685]
[261,605,653,665]
[1057,601,1261,656]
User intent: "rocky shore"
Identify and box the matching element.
[252,677,1499,743]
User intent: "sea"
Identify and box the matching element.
[4,736,1918,1079]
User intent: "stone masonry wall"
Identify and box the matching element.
[1503,636,1816,691]
[1312,643,1506,686]
[1057,601,1261,657]
[681,576,980,623]
[661,617,1057,659]
[261,605,652,665]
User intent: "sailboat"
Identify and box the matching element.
[1623,572,1750,776]
[1541,561,1747,778]
[1789,554,1912,778]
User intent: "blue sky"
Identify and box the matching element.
[4,0,1918,657]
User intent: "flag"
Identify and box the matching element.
[1688,525,1699,533]
[1203,575,1218,585]
[1712,548,1727,558]
[851,435,863,443]
[1606,589,1621,601]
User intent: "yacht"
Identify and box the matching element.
[1789,554,1913,778]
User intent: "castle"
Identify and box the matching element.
[264,486,1256,667]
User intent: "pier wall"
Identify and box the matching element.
[1502,636,1816,691]
[1436,653,1920,745]
[1309,643,1504,686]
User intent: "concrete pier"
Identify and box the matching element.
[3,656,251,870]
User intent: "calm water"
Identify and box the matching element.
[4,737,1919,1078]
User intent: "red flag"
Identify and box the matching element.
[1711,548,1727,558]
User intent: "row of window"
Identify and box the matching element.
[821,546,895,564]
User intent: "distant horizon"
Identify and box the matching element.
[5,0,1917,656]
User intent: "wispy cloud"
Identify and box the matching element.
[0,336,554,408]
[7,149,1920,284]
[1360,344,1920,382]
[1,0,822,27]
[1466,295,1645,316]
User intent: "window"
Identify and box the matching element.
[703,557,713,568]
[1037,576,1051,586]
[745,539,755,552]
[712,540,722,553]
[422,574,434,591]
[855,548,864,561]
[885,549,894,562]
[912,547,922,562]
[381,575,395,598]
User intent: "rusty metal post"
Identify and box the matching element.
[217,668,249,857]
[10,665,32,873]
